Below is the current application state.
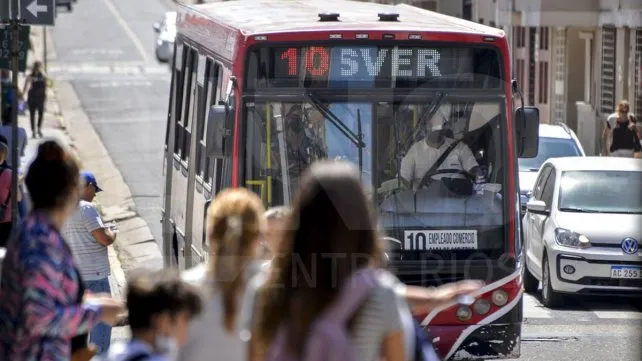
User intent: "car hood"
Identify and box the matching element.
[518,171,538,193]
[555,211,642,245]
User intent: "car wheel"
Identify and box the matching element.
[541,255,563,308]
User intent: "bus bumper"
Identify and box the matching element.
[429,323,521,360]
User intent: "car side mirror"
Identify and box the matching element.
[205,105,232,158]
[153,22,161,33]
[526,199,548,214]
[515,106,540,158]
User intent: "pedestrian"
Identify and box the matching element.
[0,104,28,169]
[0,105,29,222]
[0,135,17,247]
[248,160,483,361]
[98,269,204,361]
[0,140,123,361]
[62,170,118,355]
[603,99,641,157]
[22,61,48,139]
[262,206,290,259]
[177,187,267,361]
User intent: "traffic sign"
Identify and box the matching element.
[20,0,55,26]
[0,26,31,72]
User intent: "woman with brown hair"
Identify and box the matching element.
[177,188,267,361]
[251,160,412,361]
[0,140,123,361]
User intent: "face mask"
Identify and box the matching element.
[155,334,179,360]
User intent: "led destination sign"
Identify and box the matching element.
[245,45,502,89]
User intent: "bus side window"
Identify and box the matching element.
[197,59,221,187]
[180,48,198,165]
[173,44,187,156]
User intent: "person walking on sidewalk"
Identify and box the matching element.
[62,170,118,355]
[22,61,48,139]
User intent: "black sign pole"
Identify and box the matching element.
[9,0,20,226]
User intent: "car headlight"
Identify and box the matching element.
[555,228,591,249]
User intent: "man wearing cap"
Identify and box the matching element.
[62,170,117,354]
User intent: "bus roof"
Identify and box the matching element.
[179,0,505,38]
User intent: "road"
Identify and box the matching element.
[50,0,171,244]
[47,1,641,359]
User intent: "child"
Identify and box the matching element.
[100,269,203,361]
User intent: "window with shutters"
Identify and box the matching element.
[634,30,642,116]
[538,61,549,104]
[600,27,616,114]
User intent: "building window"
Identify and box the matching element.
[538,61,549,104]
[514,26,526,48]
[516,59,525,91]
[634,30,642,116]
[539,27,549,50]
[462,0,472,20]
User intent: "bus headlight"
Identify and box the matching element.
[473,299,491,315]
[491,290,508,306]
[456,306,472,321]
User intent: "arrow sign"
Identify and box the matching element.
[20,0,55,26]
[26,0,48,17]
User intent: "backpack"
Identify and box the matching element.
[412,320,442,361]
[610,119,641,153]
[263,268,378,361]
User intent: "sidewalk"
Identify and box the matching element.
[22,27,165,341]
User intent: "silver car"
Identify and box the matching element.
[153,11,177,63]
[522,156,642,307]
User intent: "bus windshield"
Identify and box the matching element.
[244,98,508,258]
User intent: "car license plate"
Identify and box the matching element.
[403,230,478,251]
[610,266,642,279]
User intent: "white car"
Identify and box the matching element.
[518,123,584,213]
[153,11,177,63]
[522,157,642,307]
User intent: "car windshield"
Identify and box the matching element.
[558,170,642,214]
[518,136,581,172]
[244,98,509,258]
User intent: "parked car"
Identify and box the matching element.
[518,123,584,213]
[153,11,177,63]
[522,157,642,307]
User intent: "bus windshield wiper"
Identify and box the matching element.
[558,207,600,213]
[303,91,366,171]
[402,91,447,149]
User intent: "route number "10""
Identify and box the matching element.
[280,47,330,77]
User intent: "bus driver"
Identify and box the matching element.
[399,113,482,192]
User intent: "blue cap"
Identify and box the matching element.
[81,171,103,192]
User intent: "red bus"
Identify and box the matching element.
[161,1,540,359]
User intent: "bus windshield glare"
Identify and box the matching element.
[244,98,507,259]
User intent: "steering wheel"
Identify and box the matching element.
[418,168,475,189]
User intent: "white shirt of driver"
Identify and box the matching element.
[400,137,478,186]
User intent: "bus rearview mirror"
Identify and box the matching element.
[206,105,231,158]
[515,106,539,158]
